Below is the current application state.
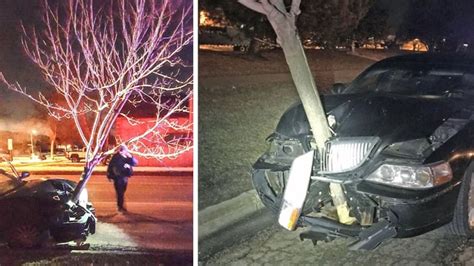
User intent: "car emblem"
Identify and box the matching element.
[327,115,336,128]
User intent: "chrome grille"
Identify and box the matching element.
[320,137,379,173]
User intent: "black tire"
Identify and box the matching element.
[446,162,474,236]
[7,223,42,248]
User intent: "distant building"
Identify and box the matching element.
[113,96,193,167]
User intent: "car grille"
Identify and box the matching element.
[320,137,379,173]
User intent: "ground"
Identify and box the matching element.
[0,161,192,265]
[204,224,471,265]
[198,49,374,209]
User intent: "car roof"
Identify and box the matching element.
[377,53,474,68]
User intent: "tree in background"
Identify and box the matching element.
[0,0,193,202]
[398,0,455,50]
[31,93,83,159]
[201,0,374,52]
[298,0,374,46]
[200,0,275,54]
[354,3,390,42]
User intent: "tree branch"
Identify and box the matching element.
[237,0,266,15]
[290,0,301,16]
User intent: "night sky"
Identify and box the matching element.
[0,0,193,134]
[0,0,46,123]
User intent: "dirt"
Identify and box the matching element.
[198,49,375,209]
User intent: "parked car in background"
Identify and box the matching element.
[252,53,474,250]
[199,25,251,52]
[65,148,87,162]
[0,160,96,248]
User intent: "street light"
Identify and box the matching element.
[31,129,37,159]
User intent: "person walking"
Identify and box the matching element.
[107,144,138,213]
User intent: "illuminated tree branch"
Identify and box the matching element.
[0,0,193,202]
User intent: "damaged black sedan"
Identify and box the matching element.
[252,53,474,250]
[0,161,96,248]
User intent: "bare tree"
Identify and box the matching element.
[238,0,331,151]
[47,117,57,160]
[0,0,193,202]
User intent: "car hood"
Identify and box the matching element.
[2,178,75,202]
[276,93,471,145]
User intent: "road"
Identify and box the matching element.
[0,173,193,265]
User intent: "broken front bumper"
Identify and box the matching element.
[49,203,97,243]
[253,158,461,250]
[298,181,459,250]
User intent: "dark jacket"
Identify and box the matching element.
[107,153,138,180]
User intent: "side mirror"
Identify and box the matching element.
[330,83,346,94]
[20,171,30,179]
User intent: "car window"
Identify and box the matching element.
[345,61,474,96]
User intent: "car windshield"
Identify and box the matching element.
[345,61,474,96]
[0,167,22,195]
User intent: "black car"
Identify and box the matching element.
[252,53,474,250]
[0,161,96,248]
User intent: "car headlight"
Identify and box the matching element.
[366,161,452,189]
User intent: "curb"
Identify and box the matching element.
[198,189,265,240]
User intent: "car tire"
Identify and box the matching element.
[7,223,42,248]
[71,155,80,163]
[446,162,474,236]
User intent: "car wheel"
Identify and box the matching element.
[71,156,79,163]
[446,162,474,236]
[7,224,42,248]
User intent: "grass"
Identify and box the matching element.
[199,49,374,78]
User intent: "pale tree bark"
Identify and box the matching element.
[238,0,331,152]
[0,0,193,203]
[50,123,56,160]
